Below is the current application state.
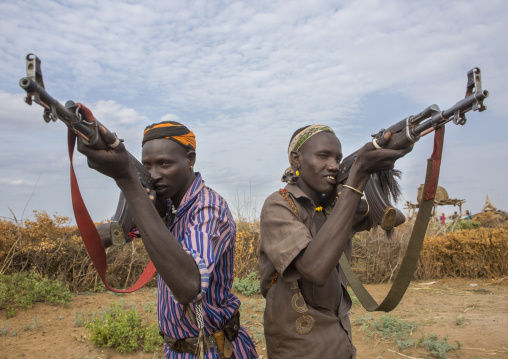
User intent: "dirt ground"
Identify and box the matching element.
[1,278,507,359]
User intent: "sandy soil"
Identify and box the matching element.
[1,278,507,359]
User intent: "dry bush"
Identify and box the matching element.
[416,227,508,279]
[473,211,508,229]
[233,219,260,279]
[351,215,508,282]
[230,193,261,279]
[3,208,506,291]
[350,223,414,283]
[0,211,154,292]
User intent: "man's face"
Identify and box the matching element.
[142,138,195,204]
[293,131,342,202]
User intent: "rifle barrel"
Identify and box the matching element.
[19,77,95,139]
[413,90,489,135]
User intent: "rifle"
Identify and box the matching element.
[336,68,489,312]
[338,67,489,231]
[19,53,164,247]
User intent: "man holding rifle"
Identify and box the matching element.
[78,120,258,359]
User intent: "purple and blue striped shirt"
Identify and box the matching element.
[156,172,258,359]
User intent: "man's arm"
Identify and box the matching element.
[294,133,411,286]
[77,126,201,304]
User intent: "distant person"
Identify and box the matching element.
[78,120,258,358]
[465,210,472,220]
[451,211,459,220]
[440,213,446,226]
[259,125,410,358]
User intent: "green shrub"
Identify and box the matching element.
[455,315,465,326]
[143,323,164,353]
[81,301,163,354]
[0,272,73,318]
[418,333,461,358]
[23,317,42,331]
[347,290,360,305]
[360,314,419,350]
[453,219,481,231]
[233,273,260,295]
[85,301,145,354]
[0,321,14,336]
[354,314,462,357]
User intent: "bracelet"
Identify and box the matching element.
[342,184,364,197]
[363,198,370,216]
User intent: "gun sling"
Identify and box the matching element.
[68,129,156,293]
[340,125,445,312]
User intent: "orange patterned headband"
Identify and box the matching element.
[142,121,196,150]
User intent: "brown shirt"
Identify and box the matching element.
[259,184,356,359]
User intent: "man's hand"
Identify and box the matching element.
[354,132,413,176]
[77,124,135,182]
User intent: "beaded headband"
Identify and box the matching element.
[281,124,335,183]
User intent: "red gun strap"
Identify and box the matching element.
[423,125,445,201]
[67,129,156,293]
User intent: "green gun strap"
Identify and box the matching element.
[340,126,445,312]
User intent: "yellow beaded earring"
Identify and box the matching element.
[296,170,300,176]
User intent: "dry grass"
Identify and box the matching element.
[1,209,506,292]
[0,211,154,292]
[351,211,508,283]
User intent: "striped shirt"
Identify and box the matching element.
[157,172,258,359]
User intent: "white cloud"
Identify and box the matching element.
[0,0,506,221]
[0,178,35,186]
[159,114,181,123]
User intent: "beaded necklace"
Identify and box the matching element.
[279,189,323,213]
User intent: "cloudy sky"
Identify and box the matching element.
[1,0,506,224]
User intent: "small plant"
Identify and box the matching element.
[86,282,107,294]
[0,321,12,336]
[143,323,164,353]
[355,315,463,358]
[83,301,163,355]
[418,333,461,358]
[354,314,420,350]
[23,317,42,331]
[455,315,465,326]
[142,298,157,315]
[85,301,145,354]
[233,273,260,295]
[453,219,481,231]
[348,290,360,305]
[0,272,73,318]
[73,309,87,328]
[6,308,15,319]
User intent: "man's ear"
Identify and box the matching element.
[186,150,196,168]
[290,151,300,171]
